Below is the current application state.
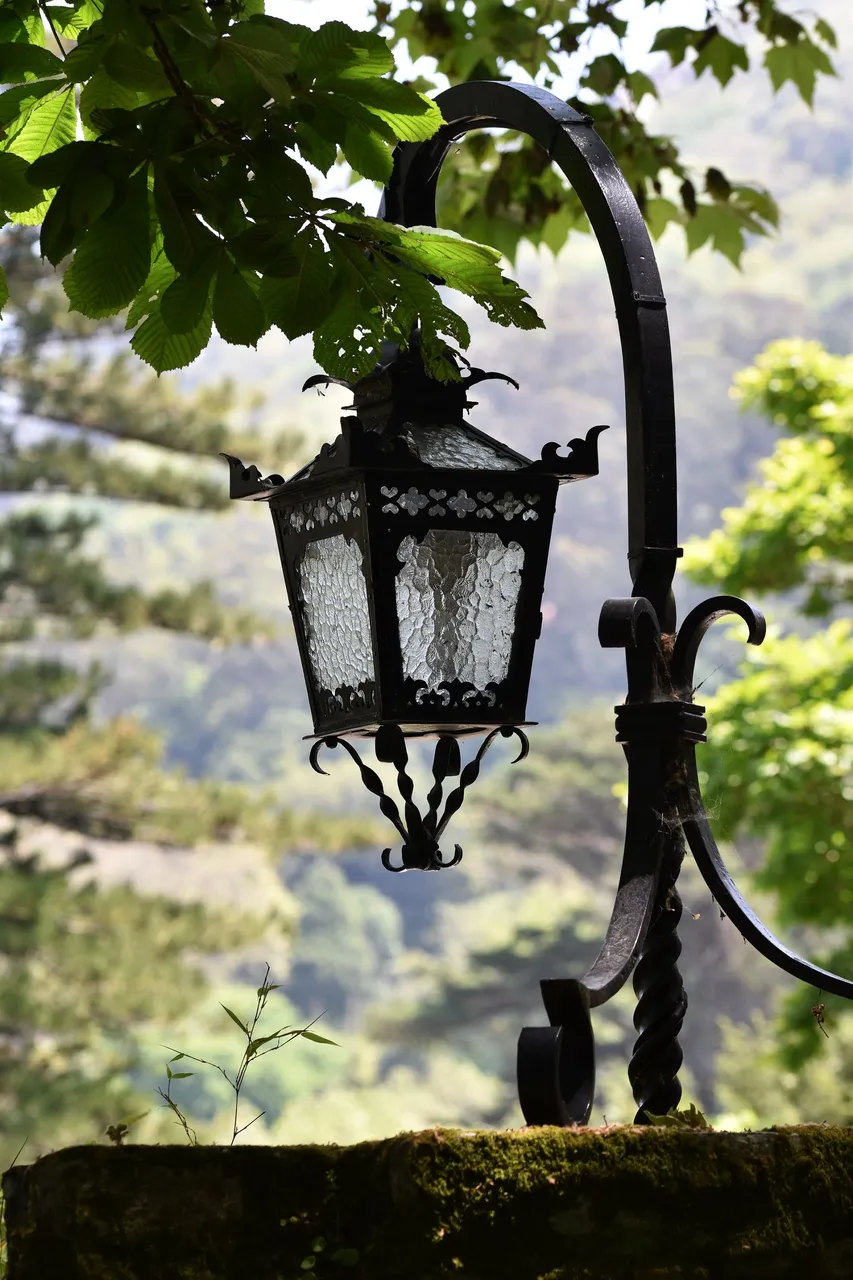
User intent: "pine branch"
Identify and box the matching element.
[9,352,302,463]
[0,438,230,510]
[0,717,379,851]
[0,511,272,642]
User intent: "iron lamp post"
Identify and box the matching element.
[225,81,853,1124]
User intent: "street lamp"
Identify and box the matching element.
[225,81,853,1125]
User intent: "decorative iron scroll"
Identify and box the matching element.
[309,723,528,872]
[518,593,853,1128]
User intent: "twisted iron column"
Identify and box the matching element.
[628,831,688,1122]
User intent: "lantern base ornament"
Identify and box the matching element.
[309,723,529,872]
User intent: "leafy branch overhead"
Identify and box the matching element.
[377,0,834,266]
[0,0,540,379]
[0,1,839,377]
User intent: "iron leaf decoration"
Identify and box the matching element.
[310,724,529,871]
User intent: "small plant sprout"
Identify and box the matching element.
[104,1112,150,1146]
[158,963,338,1145]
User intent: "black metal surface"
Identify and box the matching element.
[628,836,689,1123]
[310,724,528,872]
[382,80,679,625]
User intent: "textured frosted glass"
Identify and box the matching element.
[299,535,374,692]
[396,531,524,689]
[403,423,523,470]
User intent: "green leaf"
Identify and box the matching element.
[5,86,76,226]
[644,197,681,240]
[323,76,442,142]
[46,2,102,37]
[103,42,171,94]
[223,28,295,100]
[582,54,626,97]
[814,18,837,49]
[298,1030,339,1046]
[650,26,700,67]
[228,19,296,68]
[79,72,139,137]
[705,166,732,202]
[63,30,111,83]
[219,1003,250,1034]
[644,1103,711,1130]
[329,1249,360,1266]
[0,44,64,84]
[764,38,835,107]
[40,182,78,263]
[295,123,337,175]
[212,257,267,347]
[160,257,216,335]
[170,1072,194,1080]
[70,168,116,230]
[5,85,76,164]
[0,80,60,129]
[339,121,393,183]
[627,70,658,104]
[732,184,779,229]
[28,140,98,190]
[126,246,176,327]
[300,21,394,81]
[0,152,44,214]
[693,33,749,87]
[684,202,745,266]
[540,205,574,258]
[63,169,152,317]
[0,264,8,315]
[258,229,334,340]
[154,170,216,274]
[169,1052,185,1062]
[245,1033,281,1058]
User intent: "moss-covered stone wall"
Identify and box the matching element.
[4,1125,853,1279]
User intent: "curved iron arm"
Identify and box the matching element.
[382,80,679,626]
[673,601,853,1000]
[680,753,853,1001]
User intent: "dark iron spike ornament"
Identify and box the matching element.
[224,78,853,1127]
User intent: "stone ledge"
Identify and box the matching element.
[4,1125,853,1279]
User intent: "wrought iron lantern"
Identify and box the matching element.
[224,339,604,869]
[225,80,853,1124]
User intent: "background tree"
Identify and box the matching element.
[0,0,838,378]
[0,226,367,1158]
[683,338,853,1067]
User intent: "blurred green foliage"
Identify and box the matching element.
[685,339,853,1070]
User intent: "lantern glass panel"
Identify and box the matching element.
[395,530,524,691]
[298,534,375,693]
[402,423,523,470]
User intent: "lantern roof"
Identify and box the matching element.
[223,340,607,503]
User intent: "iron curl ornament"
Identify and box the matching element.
[225,78,853,1126]
[310,724,528,872]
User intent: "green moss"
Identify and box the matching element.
[4,1125,853,1279]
